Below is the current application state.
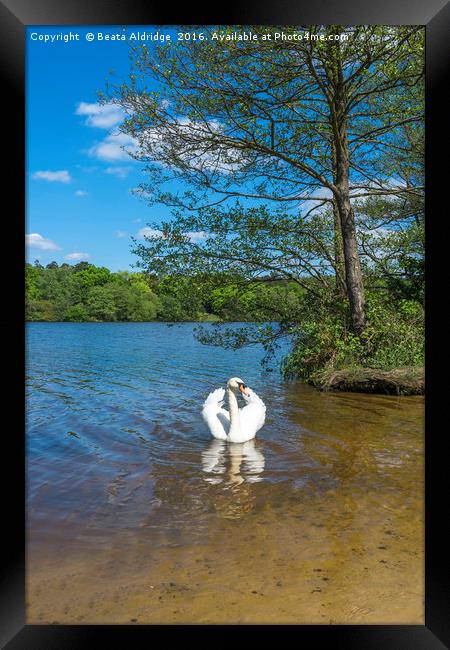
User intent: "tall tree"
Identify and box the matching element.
[106,25,424,335]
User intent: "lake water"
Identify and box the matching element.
[26,322,424,624]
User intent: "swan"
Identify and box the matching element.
[202,377,266,443]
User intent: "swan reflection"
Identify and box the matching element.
[201,439,265,486]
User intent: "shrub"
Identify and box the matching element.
[282,294,424,379]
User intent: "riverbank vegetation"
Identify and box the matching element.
[309,366,424,396]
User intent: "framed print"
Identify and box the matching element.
[1,0,449,647]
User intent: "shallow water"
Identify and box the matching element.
[26,322,424,624]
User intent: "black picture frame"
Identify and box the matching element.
[2,0,448,647]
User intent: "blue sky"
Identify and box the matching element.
[26,26,177,271]
[26,26,416,271]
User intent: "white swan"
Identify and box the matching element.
[202,377,266,443]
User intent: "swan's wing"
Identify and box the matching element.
[201,387,230,440]
[239,389,266,438]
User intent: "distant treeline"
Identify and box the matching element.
[25,260,296,323]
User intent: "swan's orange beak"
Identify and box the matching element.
[239,383,250,397]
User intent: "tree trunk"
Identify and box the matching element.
[331,52,366,336]
[335,186,366,335]
[332,199,347,301]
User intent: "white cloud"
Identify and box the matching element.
[300,186,333,216]
[88,132,138,162]
[137,227,163,240]
[185,231,209,243]
[64,252,90,261]
[81,110,243,173]
[105,166,132,179]
[32,170,71,183]
[136,118,245,174]
[76,102,124,129]
[349,176,409,199]
[26,233,61,251]
[136,227,208,243]
[115,230,128,238]
[75,190,88,197]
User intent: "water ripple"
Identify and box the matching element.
[26,322,424,548]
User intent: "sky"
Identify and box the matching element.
[26,26,419,271]
[26,26,180,271]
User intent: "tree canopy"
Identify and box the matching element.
[96,25,424,376]
[104,25,424,339]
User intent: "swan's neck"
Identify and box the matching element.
[227,387,241,436]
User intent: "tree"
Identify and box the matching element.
[64,304,89,322]
[86,285,116,321]
[25,263,40,301]
[106,25,424,336]
[25,263,164,323]
[156,275,209,321]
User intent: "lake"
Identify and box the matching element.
[26,322,424,624]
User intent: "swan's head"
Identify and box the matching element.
[227,376,250,397]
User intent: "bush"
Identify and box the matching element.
[361,298,424,369]
[282,294,424,379]
[64,304,89,322]
[26,299,58,321]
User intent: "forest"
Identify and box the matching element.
[25,260,292,324]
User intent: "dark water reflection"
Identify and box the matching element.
[26,323,423,624]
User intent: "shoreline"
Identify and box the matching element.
[309,366,424,396]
